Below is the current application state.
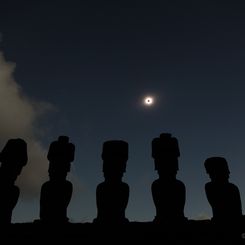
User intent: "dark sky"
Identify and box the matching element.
[1,0,245,222]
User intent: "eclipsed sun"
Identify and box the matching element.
[143,96,154,106]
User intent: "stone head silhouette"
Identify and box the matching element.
[151,133,180,179]
[0,138,28,183]
[102,140,128,181]
[0,138,28,223]
[94,140,129,224]
[39,136,75,223]
[204,157,242,225]
[47,135,75,181]
[204,157,230,183]
[151,133,186,224]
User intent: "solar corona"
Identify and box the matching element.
[144,96,154,106]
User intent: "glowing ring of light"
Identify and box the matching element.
[144,96,154,106]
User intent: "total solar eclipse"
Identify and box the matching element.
[144,96,154,106]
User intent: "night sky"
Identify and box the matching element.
[1,0,245,223]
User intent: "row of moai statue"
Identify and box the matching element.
[0,134,243,225]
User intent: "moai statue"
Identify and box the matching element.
[0,139,28,224]
[151,133,186,224]
[204,157,242,225]
[94,140,129,224]
[39,136,75,223]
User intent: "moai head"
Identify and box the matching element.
[101,140,128,181]
[47,136,75,181]
[151,133,180,178]
[0,138,28,184]
[204,157,230,183]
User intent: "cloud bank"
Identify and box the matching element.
[0,52,51,198]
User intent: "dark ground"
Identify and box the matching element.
[1,219,245,245]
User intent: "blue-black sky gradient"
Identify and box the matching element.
[1,0,245,222]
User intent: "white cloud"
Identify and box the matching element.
[0,52,51,199]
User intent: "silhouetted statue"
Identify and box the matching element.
[204,157,242,225]
[39,136,75,223]
[0,138,28,224]
[151,133,187,224]
[94,140,129,224]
